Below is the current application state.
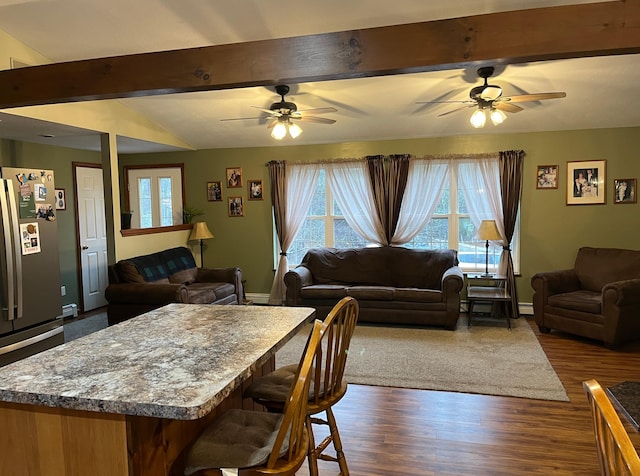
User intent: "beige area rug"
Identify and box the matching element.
[276,315,569,402]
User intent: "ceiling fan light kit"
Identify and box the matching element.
[222,84,336,141]
[419,66,566,129]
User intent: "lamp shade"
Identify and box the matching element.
[189,221,214,241]
[477,220,501,241]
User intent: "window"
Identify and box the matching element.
[288,169,367,265]
[287,166,519,273]
[125,165,184,229]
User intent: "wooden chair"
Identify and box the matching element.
[583,379,640,475]
[182,319,325,476]
[244,296,359,476]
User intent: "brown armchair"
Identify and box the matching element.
[531,247,640,348]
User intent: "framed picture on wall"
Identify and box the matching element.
[536,165,558,189]
[566,160,606,205]
[207,181,223,201]
[226,167,243,188]
[55,188,66,210]
[248,179,263,200]
[228,196,244,217]
[613,178,637,204]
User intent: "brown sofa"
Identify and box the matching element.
[531,247,640,348]
[105,246,243,325]
[284,247,464,329]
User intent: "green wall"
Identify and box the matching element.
[0,139,101,308]
[121,126,640,304]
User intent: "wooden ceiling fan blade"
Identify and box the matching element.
[416,100,473,105]
[296,106,338,114]
[219,116,265,122]
[494,102,523,113]
[267,119,278,129]
[501,92,567,103]
[480,85,502,101]
[298,116,336,124]
[437,104,475,117]
[251,105,281,116]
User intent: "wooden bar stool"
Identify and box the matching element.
[244,297,359,476]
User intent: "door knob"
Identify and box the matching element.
[82,245,89,250]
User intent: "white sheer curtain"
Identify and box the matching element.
[392,158,450,244]
[268,163,321,305]
[324,160,386,244]
[456,155,506,271]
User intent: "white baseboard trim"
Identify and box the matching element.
[246,293,270,305]
[247,293,534,316]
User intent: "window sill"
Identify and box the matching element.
[120,224,193,237]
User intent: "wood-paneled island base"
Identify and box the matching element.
[0,304,315,476]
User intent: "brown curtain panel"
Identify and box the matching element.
[366,154,410,245]
[499,150,524,319]
[268,160,287,254]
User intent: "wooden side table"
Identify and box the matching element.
[466,274,512,329]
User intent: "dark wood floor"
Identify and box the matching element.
[299,317,640,476]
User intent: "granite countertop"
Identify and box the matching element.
[0,304,315,420]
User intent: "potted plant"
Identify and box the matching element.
[121,210,133,229]
[183,206,203,224]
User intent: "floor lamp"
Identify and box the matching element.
[189,222,214,268]
[477,219,501,277]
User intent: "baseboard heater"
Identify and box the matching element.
[61,303,78,318]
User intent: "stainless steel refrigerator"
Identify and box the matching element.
[0,167,64,367]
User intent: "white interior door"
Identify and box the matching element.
[76,165,108,311]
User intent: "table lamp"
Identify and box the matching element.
[189,221,214,267]
[477,219,501,277]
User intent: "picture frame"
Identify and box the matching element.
[55,188,66,210]
[566,160,606,205]
[228,196,244,217]
[613,178,637,204]
[207,181,223,201]
[248,179,264,200]
[226,167,243,188]
[536,165,558,189]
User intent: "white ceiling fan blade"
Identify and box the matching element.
[416,100,474,105]
[500,92,567,103]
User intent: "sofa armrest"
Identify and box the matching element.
[284,266,313,305]
[105,283,188,305]
[531,269,579,297]
[603,278,640,307]
[441,266,464,293]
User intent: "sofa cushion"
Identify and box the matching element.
[115,261,146,283]
[170,267,198,284]
[346,286,394,301]
[394,288,443,303]
[184,285,218,304]
[575,247,640,292]
[300,285,347,300]
[548,289,601,314]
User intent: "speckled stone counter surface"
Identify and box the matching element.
[0,304,315,420]
[607,381,640,431]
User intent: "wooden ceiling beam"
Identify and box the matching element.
[0,1,639,108]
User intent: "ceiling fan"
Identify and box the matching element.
[221,84,337,139]
[417,66,567,128]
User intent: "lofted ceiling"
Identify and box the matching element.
[0,0,638,153]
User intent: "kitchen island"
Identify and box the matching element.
[0,303,315,476]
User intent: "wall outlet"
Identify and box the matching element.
[61,285,66,296]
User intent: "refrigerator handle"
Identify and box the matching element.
[6,179,23,319]
[0,179,15,320]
